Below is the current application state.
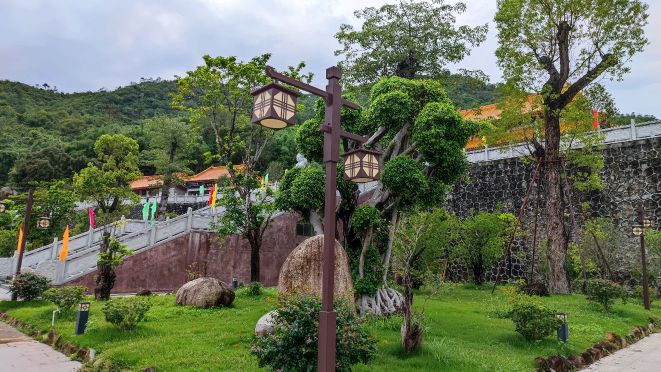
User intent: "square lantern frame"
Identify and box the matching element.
[251,82,300,130]
[343,148,382,183]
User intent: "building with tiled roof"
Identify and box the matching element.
[130,166,243,199]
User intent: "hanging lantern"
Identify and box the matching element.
[343,148,381,183]
[0,201,6,213]
[251,82,300,130]
[36,216,51,230]
[632,225,643,236]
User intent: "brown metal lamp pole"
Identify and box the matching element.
[11,188,35,301]
[252,66,373,372]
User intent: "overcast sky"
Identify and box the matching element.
[1,0,659,116]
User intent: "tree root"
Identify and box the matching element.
[356,287,404,316]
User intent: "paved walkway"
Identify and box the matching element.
[583,333,661,371]
[0,321,81,372]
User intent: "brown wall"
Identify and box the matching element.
[69,213,307,293]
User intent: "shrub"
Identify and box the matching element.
[586,279,626,310]
[247,281,262,296]
[251,296,377,371]
[9,272,51,300]
[102,297,151,330]
[43,286,86,312]
[509,297,560,341]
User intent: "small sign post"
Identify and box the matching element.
[75,302,91,335]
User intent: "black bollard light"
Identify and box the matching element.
[232,277,238,290]
[557,313,568,343]
[75,302,91,335]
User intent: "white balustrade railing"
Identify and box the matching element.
[466,120,661,163]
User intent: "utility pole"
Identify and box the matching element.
[11,188,35,301]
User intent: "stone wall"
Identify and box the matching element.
[444,137,660,283]
[68,213,308,293]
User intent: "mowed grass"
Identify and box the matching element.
[1,284,659,371]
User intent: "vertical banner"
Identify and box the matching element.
[88,208,95,229]
[211,183,218,212]
[592,108,599,129]
[142,201,150,221]
[16,226,23,253]
[208,185,214,206]
[199,184,205,196]
[59,225,70,261]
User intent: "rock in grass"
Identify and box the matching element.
[176,278,235,308]
[277,235,354,304]
[255,310,277,337]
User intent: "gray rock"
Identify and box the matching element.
[255,310,277,337]
[175,277,235,308]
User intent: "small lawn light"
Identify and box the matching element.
[557,313,568,343]
[0,201,6,213]
[36,215,51,230]
[232,277,238,290]
[251,82,300,130]
[343,148,382,183]
[643,218,653,228]
[75,302,91,335]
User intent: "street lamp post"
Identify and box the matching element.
[252,65,379,372]
[632,205,653,310]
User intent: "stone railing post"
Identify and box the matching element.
[50,237,59,260]
[149,223,157,246]
[186,207,193,232]
[119,215,126,235]
[484,145,489,161]
[630,118,637,140]
[55,260,66,285]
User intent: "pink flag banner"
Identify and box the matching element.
[88,208,95,229]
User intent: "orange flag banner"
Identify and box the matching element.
[16,226,24,253]
[59,225,70,261]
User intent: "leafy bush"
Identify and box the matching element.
[509,298,561,341]
[586,279,626,310]
[102,297,151,330]
[0,230,18,258]
[251,296,377,371]
[43,286,86,312]
[246,281,262,296]
[9,272,51,300]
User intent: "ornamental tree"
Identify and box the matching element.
[288,76,475,313]
[172,55,311,283]
[494,0,648,293]
[335,0,488,84]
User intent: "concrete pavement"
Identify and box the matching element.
[0,321,81,372]
[582,333,661,371]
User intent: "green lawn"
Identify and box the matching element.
[1,284,659,371]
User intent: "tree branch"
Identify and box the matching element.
[558,54,617,107]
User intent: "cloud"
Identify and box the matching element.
[0,0,658,117]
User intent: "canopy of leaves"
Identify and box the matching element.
[335,0,488,84]
[381,155,427,207]
[350,205,383,233]
[275,165,325,214]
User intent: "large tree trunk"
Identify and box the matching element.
[358,227,373,279]
[401,271,422,352]
[544,111,570,294]
[248,233,260,283]
[94,234,116,300]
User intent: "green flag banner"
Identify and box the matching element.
[142,201,150,221]
[199,185,205,196]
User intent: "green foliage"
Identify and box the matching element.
[351,245,383,297]
[9,146,74,187]
[366,91,413,131]
[381,155,427,207]
[98,238,132,269]
[295,119,324,163]
[43,286,86,312]
[9,272,51,301]
[246,281,263,297]
[509,297,561,341]
[586,279,626,311]
[451,210,513,285]
[335,0,487,84]
[102,297,152,330]
[0,229,17,257]
[74,134,141,216]
[350,206,382,233]
[250,296,376,372]
[275,165,325,214]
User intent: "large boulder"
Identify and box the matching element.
[176,277,235,308]
[278,235,354,303]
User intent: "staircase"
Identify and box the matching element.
[0,205,226,285]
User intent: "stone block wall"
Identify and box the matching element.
[444,137,660,283]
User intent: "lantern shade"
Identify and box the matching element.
[251,83,300,130]
[632,226,643,236]
[343,148,381,183]
[643,219,653,228]
[36,216,51,230]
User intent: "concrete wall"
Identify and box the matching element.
[68,213,307,293]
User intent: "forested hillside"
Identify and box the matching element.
[0,73,500,187]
